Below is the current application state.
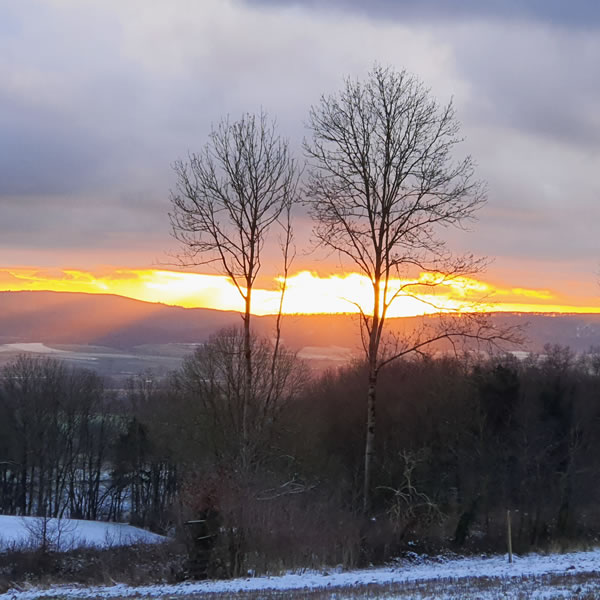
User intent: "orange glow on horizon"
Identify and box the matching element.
[0,267,598,317]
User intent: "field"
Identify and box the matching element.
[0,516,165,552]
[2,547,600,599]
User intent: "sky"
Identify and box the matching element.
[0,0,598,315]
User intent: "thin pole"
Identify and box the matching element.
[507,509,513,564]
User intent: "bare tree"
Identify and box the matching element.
[170,111,299,464]
[305,65,507,512]
[176,326,308,465]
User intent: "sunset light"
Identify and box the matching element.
[1,267,598,317]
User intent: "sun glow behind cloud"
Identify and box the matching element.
[0,267,598,316]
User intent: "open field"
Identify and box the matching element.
[0,342,188,382]
[2,548,600,599]
[0,340,355,380]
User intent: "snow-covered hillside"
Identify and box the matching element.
[0,515,165,551]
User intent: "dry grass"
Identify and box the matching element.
[0,541,187,592]
[26,570,600,600]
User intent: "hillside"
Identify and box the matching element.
[0,290,599,355]
[0,290,240,348]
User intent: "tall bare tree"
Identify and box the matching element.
[304,65,500,512]
[170,111,298,464]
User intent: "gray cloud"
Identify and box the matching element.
[0,108,110,196]
[451,24,600,149]
[246,0,600,29]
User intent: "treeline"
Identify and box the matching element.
[0,356,177,525]
[1,334,600,575]
[0,358,109,520]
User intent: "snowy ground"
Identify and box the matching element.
[0,515,165,551]
[2,547,600,599]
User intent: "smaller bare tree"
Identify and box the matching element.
[22,515,78,553]
[170,111,299,464]
[379,449,444,538]
[176,326,307,465]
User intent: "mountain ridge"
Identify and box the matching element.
[1,290,599,353]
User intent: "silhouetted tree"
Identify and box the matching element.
[304,65,507,511]
[170,111,299,464]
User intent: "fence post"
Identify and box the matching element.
[507,509,513,564]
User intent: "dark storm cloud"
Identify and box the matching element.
[246,0,600,29]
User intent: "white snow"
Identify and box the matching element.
[2,547,600,599]
[0,342,69,354]
[0,515,165,551]
[0,342,142,361]
[297,345,354,361]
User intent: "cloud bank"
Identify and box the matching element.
[0,0,597,296]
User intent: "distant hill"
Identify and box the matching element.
[1,290,599,354]
[0,290,240,348]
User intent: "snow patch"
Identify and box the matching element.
[0,342,68,354]
[0,515,165,551]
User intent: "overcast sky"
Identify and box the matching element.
[1,0,598,297]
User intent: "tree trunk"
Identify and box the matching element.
[242,286,252,467]
[363,279,381,513]
[20,439,28,515]
[363,367,377,513]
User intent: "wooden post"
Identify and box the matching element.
[507,509,513,564]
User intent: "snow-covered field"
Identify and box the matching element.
[2,548,600,599]
[0,515,165,551]
[0,342,70,354]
